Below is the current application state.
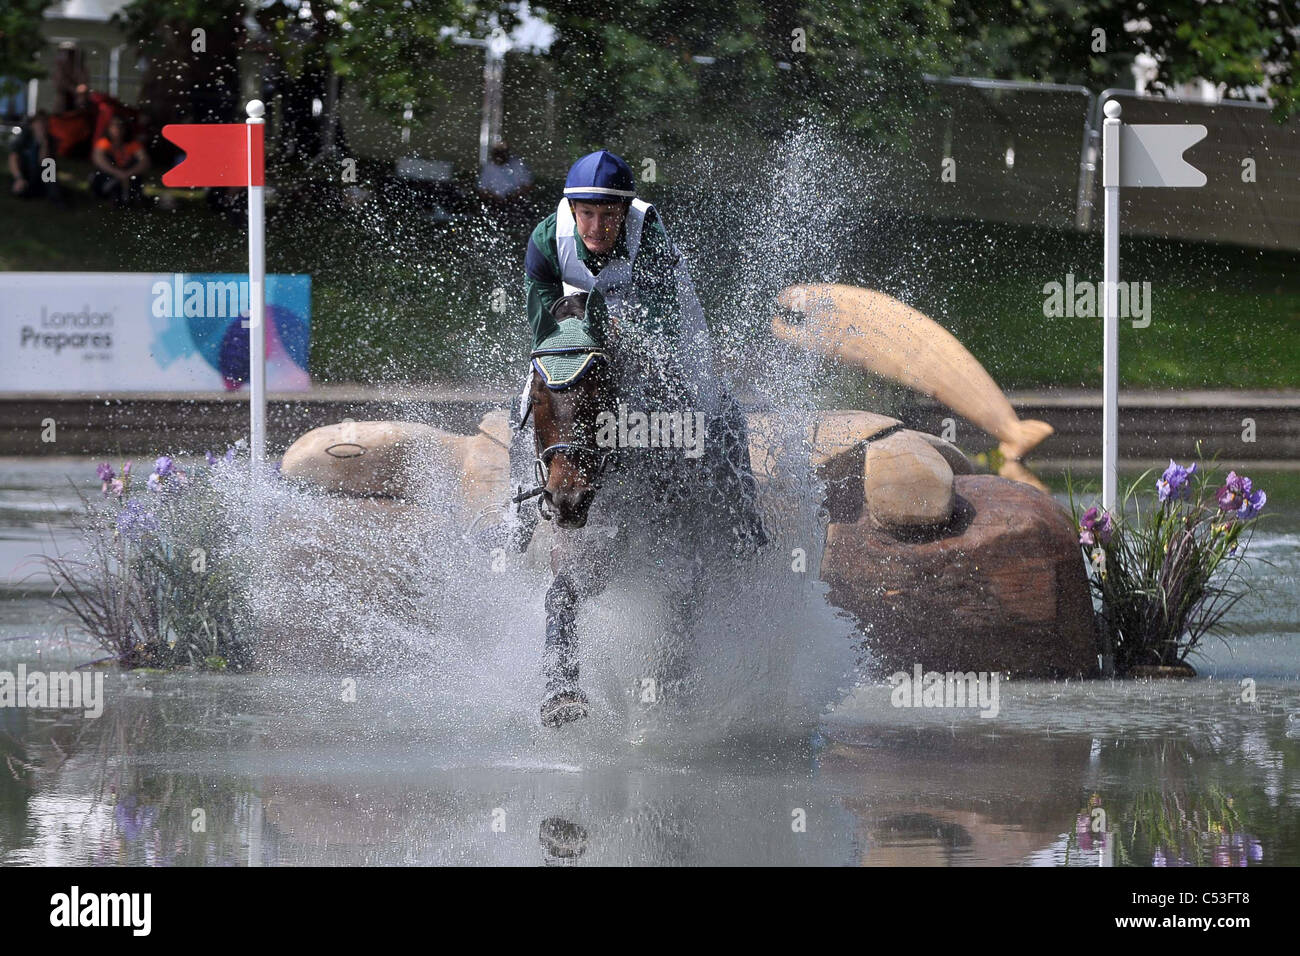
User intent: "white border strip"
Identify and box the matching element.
[564,186,636,197]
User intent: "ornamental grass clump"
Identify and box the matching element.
[1069,456,1268,676]
[40,446,259,670]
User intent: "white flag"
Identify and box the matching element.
[1120,124,1208,188]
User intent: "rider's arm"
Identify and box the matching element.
[632,209,684,333]
[525,218,563,348]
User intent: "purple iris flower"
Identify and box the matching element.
[1079,506,1114,547]
[116,499,158,540]
[1217,472,1266,520]
[97,462,116,496]
[147,454,188,492]
[113,794,158,843]
[1157,460,1196,502]
[104,461,131,496]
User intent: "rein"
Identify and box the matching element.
[510,443,608,501]
[513,441,618,519]
[514,343,618,519]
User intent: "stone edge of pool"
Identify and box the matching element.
[0,387,1296,458]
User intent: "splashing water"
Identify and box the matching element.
[216,124,881,763]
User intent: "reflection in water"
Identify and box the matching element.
[539,817,589,863]
[821,728,1093,866]
[1,672,1297,866]
[1065,736,1279,867]
[1,680,271,866]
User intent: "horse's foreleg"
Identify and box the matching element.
[542,528,620,694]
[543,570,581,695]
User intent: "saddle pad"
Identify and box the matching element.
[531,318,607,389]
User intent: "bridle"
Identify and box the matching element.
[520,441,618,520]
[513,438,618,520]
[512,346,619,521]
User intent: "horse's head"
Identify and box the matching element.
[528,302,614,529]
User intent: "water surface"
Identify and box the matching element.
[2,456,1296,866]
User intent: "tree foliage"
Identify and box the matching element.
[952,0,1299,121]
[112,0,245,121]
[541,0,961,147]
[1142,0,1299,121]
[949,0,1136,87]
[0,0,58,96]
[330,0,494,118]
[8,0,1293,132]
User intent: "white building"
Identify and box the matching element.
[18,1,138,115]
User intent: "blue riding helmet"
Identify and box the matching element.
[563,150,636,202]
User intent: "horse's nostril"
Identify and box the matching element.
[549,488,594,528]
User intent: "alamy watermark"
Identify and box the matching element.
[50,886,150,935]
[1042,273,1151,328]
[595,403,706,459]
[0,665,104,718]
[890,664,1000,718]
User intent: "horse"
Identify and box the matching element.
[511,295,765,727]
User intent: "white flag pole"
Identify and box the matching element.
[246,99,267,473]
[1101,99,1121,514]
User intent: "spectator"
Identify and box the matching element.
[47,85,140,159]
[8,111,65,205]
[478,141,534,208]
[47,84,94,158]
[0,84,28,121]
[86,86,140,145]
[90,115,150,206]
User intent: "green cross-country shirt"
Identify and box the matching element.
[523,205,682,350]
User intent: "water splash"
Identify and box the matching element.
[214,122,888,760]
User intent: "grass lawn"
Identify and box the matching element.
[842,215,1300,391]
[3,162,1297,390]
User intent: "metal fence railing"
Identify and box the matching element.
[873,76,1096,232]
[865,78,1298,251]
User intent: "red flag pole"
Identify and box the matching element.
[246,100,267,475]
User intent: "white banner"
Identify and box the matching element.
[0,272,311,393]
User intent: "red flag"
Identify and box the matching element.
[161,124,264,187]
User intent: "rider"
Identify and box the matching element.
[505,148,766,555]
[505,149,767,727]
